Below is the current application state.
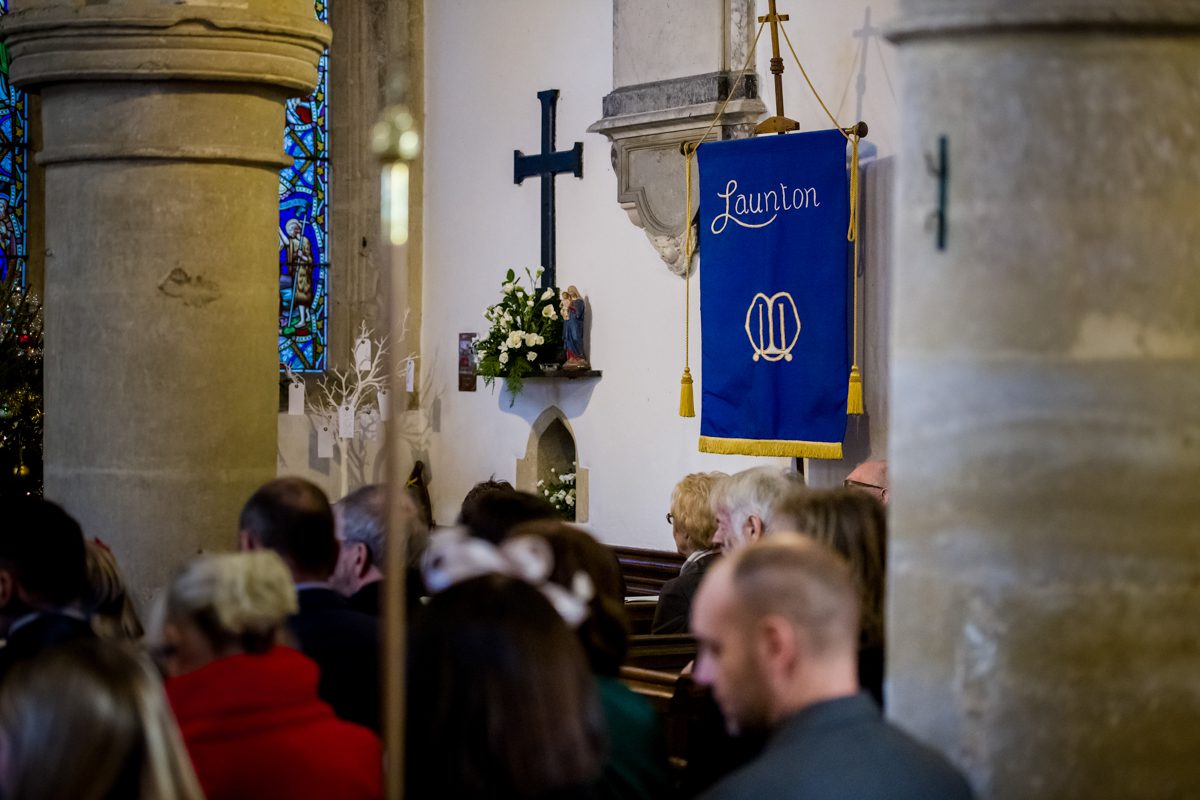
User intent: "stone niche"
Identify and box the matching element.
[515,407,589,523]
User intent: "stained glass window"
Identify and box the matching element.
[279,0,330,371]
[0,0,29,287]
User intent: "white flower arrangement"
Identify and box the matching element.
[475,267,562,400]
[536,464,577,521]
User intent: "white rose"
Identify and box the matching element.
[527,351,537,361]
[499,352,509,364]
[503,283,515,294]
[524,332,538,347]
[540,288,555,301]
[535,335,545,346]
[507,331,524,348]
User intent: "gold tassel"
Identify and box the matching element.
[847,365,864,415]
[680,367,696,417]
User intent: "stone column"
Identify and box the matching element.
[2,1,329,602]
[887,2,1200,797]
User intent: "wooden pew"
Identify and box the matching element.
[612,546,685,596]
[625,596,658,636]
[621,633,699,770]
[613,545,685,634]
[625,633,697,673]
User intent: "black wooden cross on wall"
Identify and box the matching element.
[514,89,583,289]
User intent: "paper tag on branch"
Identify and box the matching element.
[287,379,306,416]
[378,388,390,421]
[338,404,355,439]
[355,337,372,372]
[405,357,415,393]
[317,423,333,458]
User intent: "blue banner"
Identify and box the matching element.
[697,129,849,458]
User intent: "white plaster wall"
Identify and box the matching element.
[753,0,899,161]
[420,0,899,548]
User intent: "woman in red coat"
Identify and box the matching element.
[159,551,382,800]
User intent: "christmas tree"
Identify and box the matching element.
[0,269,42,497]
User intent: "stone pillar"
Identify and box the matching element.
[2,1,329,602]
[887,2,1200,797]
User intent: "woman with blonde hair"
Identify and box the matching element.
[0,638,204,800]
[651,471,725,634]
[160,551,382,800]
[84,538,145,640]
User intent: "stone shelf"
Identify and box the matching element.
[524,369,603,380]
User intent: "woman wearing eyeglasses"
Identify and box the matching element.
[651,472,727,634]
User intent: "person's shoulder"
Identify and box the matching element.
[291,590,378,645]
[2,613,95,668]
[348,582,382,615]
[296,586,351,612]
[867,719,975,798]
[698,747,796,800]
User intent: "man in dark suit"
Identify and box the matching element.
[239,477,380,731]
[330,483,428,616]
[691,535,974,800]
[0,498,95,683]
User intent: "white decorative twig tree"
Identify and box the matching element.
[304,321,396,499]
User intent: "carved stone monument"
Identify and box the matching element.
[589,0,766,275]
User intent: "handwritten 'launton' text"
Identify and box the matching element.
[710,179,820,235]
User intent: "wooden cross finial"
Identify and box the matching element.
[754,0,800,135]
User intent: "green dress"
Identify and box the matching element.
[594,675,673,800]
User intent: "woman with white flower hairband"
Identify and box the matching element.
[406,568,603,800]
[418,523,672,799]
[504,521,673,800]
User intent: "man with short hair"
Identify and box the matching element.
[239,477,380,731]
[0,498,95,683]
[691,535,974,800]
[709,466,799,552]
[331,484,428,615]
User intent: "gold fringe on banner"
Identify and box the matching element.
[699,435,844,460]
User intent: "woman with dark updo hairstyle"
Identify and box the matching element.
[407,573,605,799]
